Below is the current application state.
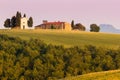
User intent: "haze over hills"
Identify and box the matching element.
[99,24,120,33]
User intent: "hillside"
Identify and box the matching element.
[1,30,120,79]
[63,70,120,80]
[0,29,120,48]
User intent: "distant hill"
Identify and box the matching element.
[99,24,120,33]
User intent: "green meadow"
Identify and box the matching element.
[0,29,120,48]
[64,70,120,80]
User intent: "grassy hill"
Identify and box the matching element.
[63,70,120,80]
[1,29,120,79]
[0,29,120,48]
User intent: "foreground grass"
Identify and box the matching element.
[0,29,120,48]
[63,70,120,80]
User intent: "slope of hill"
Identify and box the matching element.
[99,24,120,33]
[0,29,120,48]
[63,70,120,80]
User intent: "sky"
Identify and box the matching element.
[0,0,120,29]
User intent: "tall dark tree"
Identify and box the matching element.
[90,24,100,32]
[71,20,74,29]
[11,16,16,28]
[23,14,26,17]
[4,18,11,28]
[28,17,33,27]
[16,11,21,26]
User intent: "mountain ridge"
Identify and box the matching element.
[99,24,120,33]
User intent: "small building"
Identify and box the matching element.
[35,20,71,31]
[20,17,34,29]
[20,17,28,29]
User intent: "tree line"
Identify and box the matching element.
[4,11,33,28]
[71,20,100,32]
[0,34,120,80]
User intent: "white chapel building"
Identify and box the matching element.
[20,17,34,29]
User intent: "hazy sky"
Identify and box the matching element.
[0,0,120,29]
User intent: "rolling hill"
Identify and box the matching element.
[0,29,120,48]
[1,29,120,79]
[63,70,120,80]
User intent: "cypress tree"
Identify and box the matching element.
[16,11,21,26]
[71,20,74,29]
[11,16,16,28]
[28,17,33,27]
[23,14,26,17]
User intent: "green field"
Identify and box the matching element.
[0,29,120,48]
[63,70,120,80]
